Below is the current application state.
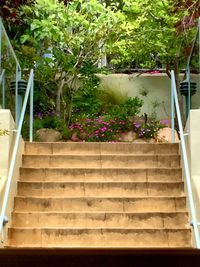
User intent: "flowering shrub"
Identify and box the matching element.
[69,117,165,142]
[159,119,170,127]
[69,117,134,142]
[133,120,165,139]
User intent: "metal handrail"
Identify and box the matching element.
[0,17,21,124]
[0,69,33,235]
[183,17,200,119]
[0,18,21,73]
[185,19,199,72]
[0,69,5,108]
[171,70,200,248]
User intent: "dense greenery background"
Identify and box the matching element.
[0,0,199,140]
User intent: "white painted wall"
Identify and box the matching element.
[0,110,24,245]
[98,73,200,120]
[184,110,200,247]
[0,110,15,176]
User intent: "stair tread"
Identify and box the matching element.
[8,227,191,230]
[20,167,182,169]
[15,196,186,199]
[17,181,184,185]
[26,142,179,144]
[17,180,185,198]
[4,247,193,250]
[23,154,180,156]
[13,213,188,215]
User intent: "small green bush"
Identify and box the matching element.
[0,129,9,136]
[33,111,71,140]
[71,75,143,122]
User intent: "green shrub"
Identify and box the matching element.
[72,75,103,120]
[133,120,164,139]
[0,129,9,136]
[69,116,165,142]
[69,117,134,142]
[106,97,143,120]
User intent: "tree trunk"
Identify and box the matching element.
[56,79,65,117]
[66,74,78,127]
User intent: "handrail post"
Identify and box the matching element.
[171,76,175,143]
[15,65,22,125]
[2,70,5,108]
[30,73,34,142]
[0,22,2,73]
[0,69,5,108]
[186,66,191,120]
[199,17,200,87]
[15,67,19,125]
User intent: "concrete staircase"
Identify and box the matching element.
[6,142,191,248]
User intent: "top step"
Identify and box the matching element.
[25,142,179,155]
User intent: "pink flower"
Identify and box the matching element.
[101,127,107,132]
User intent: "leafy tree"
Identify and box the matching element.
[3,0,198,125]
[0,0,34,39]
[108,0,199,123]
[110,0,197,70]
[20,0,122,125]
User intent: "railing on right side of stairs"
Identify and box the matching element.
[171,70,200,249]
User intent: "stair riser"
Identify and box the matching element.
[25,143,179,155]
[7,228,191,248]
[14,197,186,212]
[19,168,183,182]
[22,155,181,168]
[17,182,185,197]
[12,212,189,228]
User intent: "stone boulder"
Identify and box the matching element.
[71,132,80,142]
[133,139,147,143]
[120,131,137,142]
[37,128,62,142]
[156,127,179,143]
[133,138,157,143]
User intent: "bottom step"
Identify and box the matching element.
[7,228,191,248]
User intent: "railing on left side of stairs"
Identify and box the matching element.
[0,69,5,108]
[0,17,22,124]
[0,69,34,239]
[171,70,200,249]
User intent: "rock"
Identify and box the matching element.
[146,138,157,144]
[121,131,137,142]
[37,128,62,142]
[156,127,179,143]
[133,138,148,143]
[71,132,80,142]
